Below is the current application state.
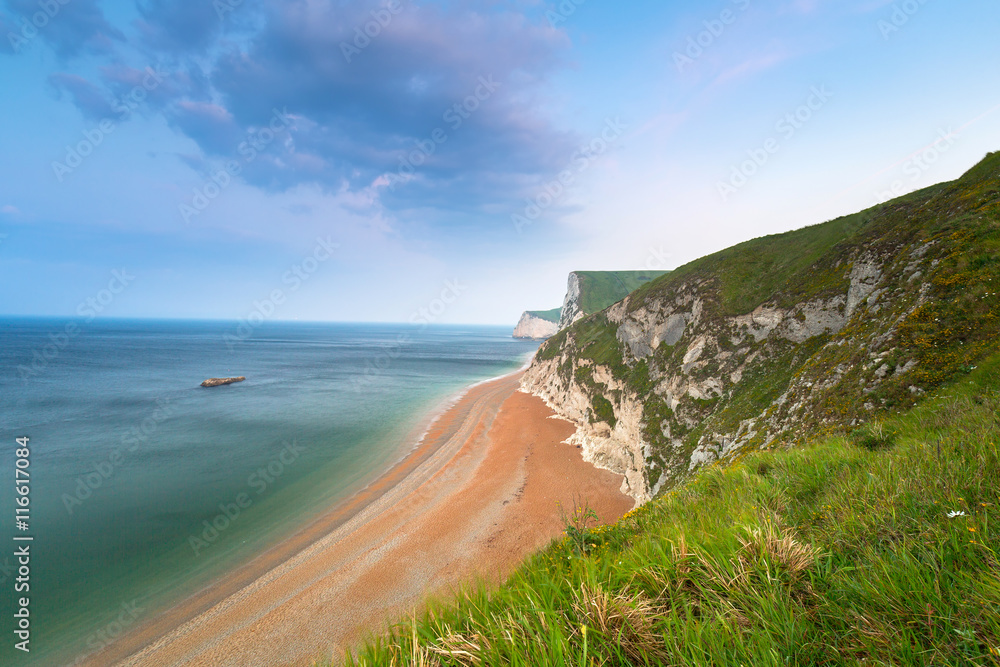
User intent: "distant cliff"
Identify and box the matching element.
[513,309,561,339]
[558,271,669,329]
[514,272,668,339]
[522,151,1000,503]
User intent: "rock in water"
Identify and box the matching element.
[201,376,246,388]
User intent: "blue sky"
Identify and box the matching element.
[1,0,998,325]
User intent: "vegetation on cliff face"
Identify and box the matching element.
[344,355,1000,666]
[573,272,671,318]
[526,308,563,324]
[525,151,1000,501]
[558,271,670,330]
[336,154,1000,666]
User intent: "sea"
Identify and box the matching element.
[0,318,539,666]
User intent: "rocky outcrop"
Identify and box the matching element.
[522,357,652,502]
[516,272,668,339]
[558,272,585,330]
[521,151,1000,505]
[524,252,913,503]
[201,377,246,388]
[513,312,560,339]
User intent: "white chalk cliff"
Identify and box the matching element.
[513,312,560,339]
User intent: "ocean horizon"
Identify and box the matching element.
[0,317,538,666]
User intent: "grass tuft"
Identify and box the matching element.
[573,584,667,665]
[849,420,900,450]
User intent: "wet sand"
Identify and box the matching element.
[86,372,633,666]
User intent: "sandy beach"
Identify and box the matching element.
[83,371,633,667]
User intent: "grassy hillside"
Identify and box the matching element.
[345,354,1000,666]
[575,271,670,316]
[530,151,1000,498]
[337,154,1000,665]
[527,308,563,323]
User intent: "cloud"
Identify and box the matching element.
[169,100,245,155]
[52,62,214,129]
[161,0,577,214]
[48,72,115,119]
[3,0,124,58]
[133,0,254,56]
[37,0,582,223]
[2,204,20,215]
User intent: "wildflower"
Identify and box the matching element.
[947,511,967,518]
[969,527,976,532]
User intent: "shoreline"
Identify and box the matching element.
[83,367,632,666]
[76,369,524,666]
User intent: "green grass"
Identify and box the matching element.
[342,355,1000,666]
[590,395,617,428]
[527,308,563,324]
[536,150,1000,472]
[626,212,865,318]
[629,150,1000,319]
[574,271,669,316]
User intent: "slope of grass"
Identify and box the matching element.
[628,150,1000,318]
[527,308,563,323]
[343,354,1000,666]
[533,151,1000,480]
[575,271,669,316]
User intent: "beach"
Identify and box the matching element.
[82,371,633,667]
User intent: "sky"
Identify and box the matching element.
[0,0,999,326]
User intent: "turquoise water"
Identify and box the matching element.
[0,318,538,666]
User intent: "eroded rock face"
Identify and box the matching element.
[847,254,883,317]
[513,312,559,339]
[558,272,586,330]
[521,154,1000,506]
[521,357,651,503]
[521,241,947,505]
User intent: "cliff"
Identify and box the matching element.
[522,151,1000,503]
[513,309,561,339]
[557,271,668,329]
